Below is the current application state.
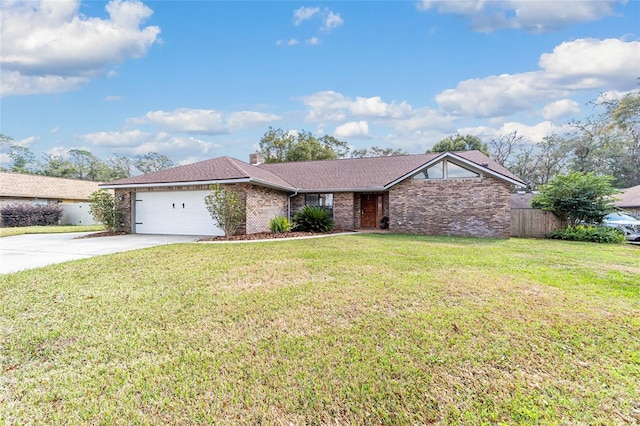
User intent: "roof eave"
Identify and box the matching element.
[295,187,387,193]
[99,178,252,189]
[99,177,296,192]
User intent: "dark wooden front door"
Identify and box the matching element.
[360,194,384,228]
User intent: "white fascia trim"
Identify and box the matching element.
[100,178,252,189]
[295,187,387,193]
[100,177,297,192]
[248,178,296,192]
[384,152,526,188]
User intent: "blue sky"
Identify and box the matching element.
[1,0,639,167]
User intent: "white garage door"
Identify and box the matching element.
[134,190,224,236]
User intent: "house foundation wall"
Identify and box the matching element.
[389,176,512,238]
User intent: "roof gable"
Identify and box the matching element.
[385,151,525,188]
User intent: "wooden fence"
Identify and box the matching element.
[510,208,563,238]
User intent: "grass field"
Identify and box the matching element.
[1,234,639,424]
[0,224,104,238]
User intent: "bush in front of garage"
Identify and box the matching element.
[204,184,246,237]
[0,203,63,227]
[89,189,122,232]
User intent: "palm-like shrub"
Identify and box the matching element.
[269,215,292,233]
[292,206,334,233]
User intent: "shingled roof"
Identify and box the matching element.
[0,171,103,200]
[103,151,525,191]
[258,151,523,191]
[616,184,640,208]
[104,156,295,190]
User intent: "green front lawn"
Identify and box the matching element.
[1,235,638,424]
[0,224,104,238]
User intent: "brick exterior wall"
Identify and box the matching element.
[114,176,512,238]
[245,185,288,234]
[290,194,306,216]
[333,192,355,230]
[388,176,512,238]
[290,192,357,230]
[115,188,132,233]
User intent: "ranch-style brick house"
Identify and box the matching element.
[101,150,525,238]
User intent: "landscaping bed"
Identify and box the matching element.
[198,229,351,241]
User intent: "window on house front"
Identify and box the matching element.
[305,193,334,217]
[305,193,333,208]
[413,160,480,180]
[447,162,480,178]
[425,162,444,179]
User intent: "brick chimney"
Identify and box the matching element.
[249,153,264,165]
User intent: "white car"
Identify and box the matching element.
[603,212,640,242]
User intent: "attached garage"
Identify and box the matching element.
[134,190,223,236]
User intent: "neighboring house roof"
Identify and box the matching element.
[102,151,525,191]
[615,185,640,208]
[0,171,103,201]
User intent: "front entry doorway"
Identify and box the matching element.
[360,193,385,228]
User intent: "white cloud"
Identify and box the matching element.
[459,121,572,144]
[78,130,151,147]
[350,96,412,118]
[130,108,227,134]
[293,7,320,25]
[436,38,640,118]
[130,108,281,134]
[302,91,350,122]
[539,38,640,89]
[288,38,299,46]
[306,37,320,45]
[8,136,41,148]
[302,91,413,122]
[334,121,370,139]
[72,131,222,158]
[418,0,622,33]
[104,95,124,102]
[322,10,344,32]
[542,99,581,121]
[1,0,160,96]
[227,111,281,131]
[118,134,222,157]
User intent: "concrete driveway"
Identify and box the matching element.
[0,232,201,274]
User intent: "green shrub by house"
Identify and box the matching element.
[89,189,122,232]
[269,215,291,233]
[548,225,625,243]
[292,205,334,233]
